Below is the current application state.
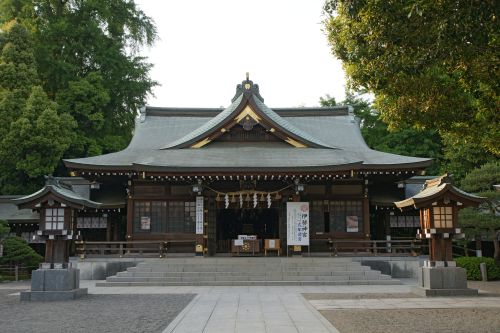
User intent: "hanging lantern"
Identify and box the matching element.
[259,193,265,202]
[245,193,251,202]
[275,192,282,200]
[216,193,221,202]
[231,194,236,203]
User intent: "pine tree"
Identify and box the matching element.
[0,21,76,194]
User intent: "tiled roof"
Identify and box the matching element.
[64,78,432,172]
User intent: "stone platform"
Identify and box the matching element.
[20,268,88,301]
[413,266,478,297]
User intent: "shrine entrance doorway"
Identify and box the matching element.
[215,208,279,253]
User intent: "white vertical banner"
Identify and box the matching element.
[286,202,310,246]
[195,196,204,235]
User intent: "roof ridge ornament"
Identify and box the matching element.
[232,73,264,103]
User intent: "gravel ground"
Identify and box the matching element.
[0,290,194,333]
[320,308,500,333]
[306,282,500,333]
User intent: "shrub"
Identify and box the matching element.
[0,236,43,272]
[456,256,500,281]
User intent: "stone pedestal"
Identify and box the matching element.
[412,266,478,296]
[20,268,88,301]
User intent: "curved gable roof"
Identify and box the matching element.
[13,177,102,209]
[64,76,433,173]
[395,174,484,209]
[161,79,336,149]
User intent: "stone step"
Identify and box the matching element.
[106,273,391,283]
[126,265,369,273]
[96,279,401,287]
[116,269,379,278]
[96,257,399,287]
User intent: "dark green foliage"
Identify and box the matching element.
[458,162,500,261]
[323,0,499,165]
[460,162,500,193]
[456,256,500,281]
[0,236,43,270]
[0,1,158,194]
[22,0,157,157]
[0,21,75,194]
[0,219,9,240]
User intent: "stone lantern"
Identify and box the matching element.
[395,174,484,296]
[13,176,101,301]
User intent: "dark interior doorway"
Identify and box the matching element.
[216,208,279,252]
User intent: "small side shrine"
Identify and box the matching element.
[395,174,484,296]
[13,176,101,301]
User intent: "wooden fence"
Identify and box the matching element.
[75,240,196,258]
[0,264,31,281]
[75,239,428,258]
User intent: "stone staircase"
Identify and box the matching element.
[96,257,400,286]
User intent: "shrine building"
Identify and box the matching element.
[51,76,432,256]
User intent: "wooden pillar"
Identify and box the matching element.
[45,240,54,264]
[429,236,436,262]
[206,196,216,256]
[363,197,370,238]
[106,216,112,242]
[126,197,133,240]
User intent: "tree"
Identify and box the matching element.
[0,236,43,269]
[440,132,497,182]
[0,219,10,258]
[0,219,9,239]
[458,162,500,262]
[320,93,443,175]
[0,21,76,194]
[323,1,499,160]
[0,0,158,158]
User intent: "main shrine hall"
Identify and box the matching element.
[38,75,431,256]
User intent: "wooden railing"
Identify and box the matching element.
[75,239,427,258]
[0,264,31,281]
[75,240,196,258]
[328,239,427,256]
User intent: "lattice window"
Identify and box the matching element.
[45,208,64,230]
[329,200,363,233]
[433,206,453,228]
[134,200,195,233]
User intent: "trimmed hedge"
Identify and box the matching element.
[456,257,500,281]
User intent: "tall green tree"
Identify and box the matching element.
[320,93,443,175]
[0,0,157,157]
[0,21,75,194]
[323,1,499,165]
[458,162,500,261]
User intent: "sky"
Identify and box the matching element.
[135,0,346,108]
